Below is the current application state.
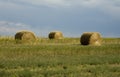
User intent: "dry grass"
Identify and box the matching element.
[0,37,120,77]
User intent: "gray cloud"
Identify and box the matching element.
[1,0,120,16]
[0,0,119,8]
[0,0,120,37]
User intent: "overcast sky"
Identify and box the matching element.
[0,0,120,37]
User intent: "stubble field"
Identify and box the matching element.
[0,37,120,77]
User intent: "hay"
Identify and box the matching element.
[48,31,63,39]
[15,30,36,44]
[80,32,101,46]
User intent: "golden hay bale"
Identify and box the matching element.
[80,32,102,46]
[15,30,36,44]
[48,31,63,39]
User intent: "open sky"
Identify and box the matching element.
[0,0,120,37]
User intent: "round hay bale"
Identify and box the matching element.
[80,32,101,46]
[48,31,63,39]
[15,30,36,44]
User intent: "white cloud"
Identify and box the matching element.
[15,23,28,27]
[1,0,119,19]
[19,0,70,6]
[1,0,120,9]
[0,26,17,32]
[0,0,105,8]
[0,21,31,35]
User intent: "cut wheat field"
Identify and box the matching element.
[0,37,120,77]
